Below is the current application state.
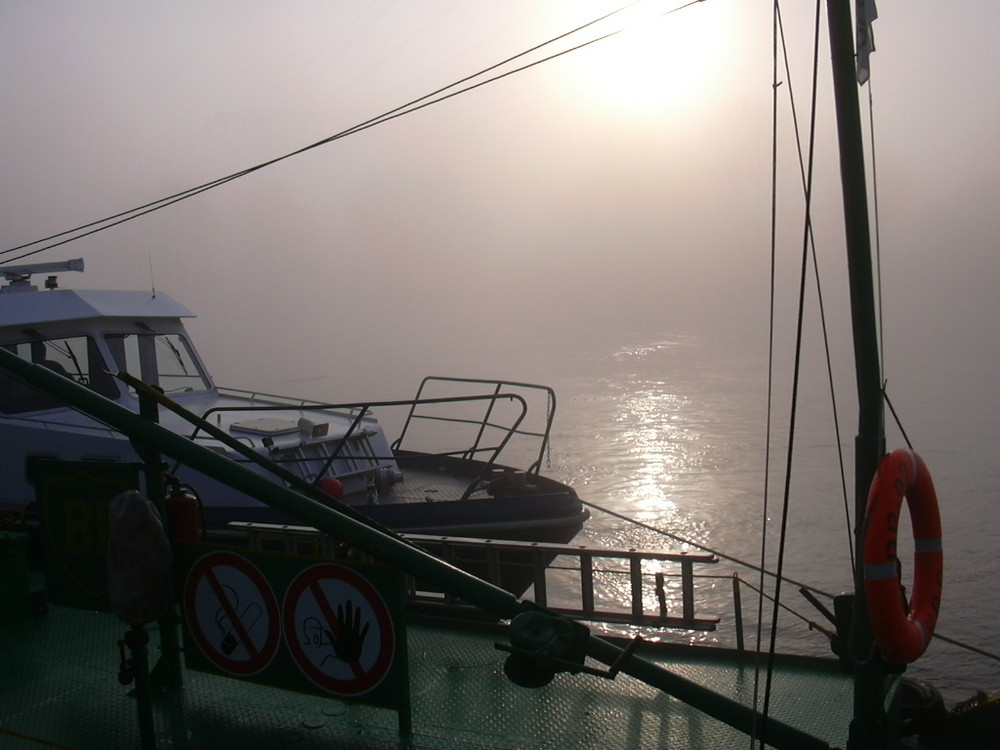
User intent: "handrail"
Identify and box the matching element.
[729,574,836,653]
[192,391,529,486]
[392,377,556,477]
[226,522,720,632]
[396,535,721,632]
[215,385,354,409]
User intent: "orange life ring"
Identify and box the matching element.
[862,449,943,663]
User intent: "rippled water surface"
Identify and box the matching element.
[492,332,1000,705]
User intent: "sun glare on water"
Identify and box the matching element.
[545,1,735,121]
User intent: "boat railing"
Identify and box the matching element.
[196,388,535,488]
[391,377,556,478]
[728,573,838,653]
[215,386,369,416]
[226,521,720,633]
[0,411,123,438]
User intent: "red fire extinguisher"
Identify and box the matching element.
[165,475,203,542]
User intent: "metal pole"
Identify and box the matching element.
[732,574,745,653]
[825,2,890,748]
[135,389,184,691]
[124,625,157,750]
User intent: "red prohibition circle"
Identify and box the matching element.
[183,551,281,676]
[282,563,396,696]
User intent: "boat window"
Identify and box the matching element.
[104,333,211,394]
[0,336,119,415]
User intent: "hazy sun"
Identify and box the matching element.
[547,1,731,120]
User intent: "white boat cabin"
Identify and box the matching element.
[0,260,398,521]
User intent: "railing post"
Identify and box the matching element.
[629,554,643,619]
[531,546,548,607]
[732,574,745,652]
[580,552,595,615]
[655,573,667,619]
[439,540,458,606]
[485,543,501,587]
[680,559,695,622]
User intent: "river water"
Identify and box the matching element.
[288,316,998,706]
[454,329,1000,706]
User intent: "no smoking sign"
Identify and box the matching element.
[183,551,281,676]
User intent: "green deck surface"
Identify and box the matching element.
[1,603,853,750]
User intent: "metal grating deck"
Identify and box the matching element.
[1,604,852,750]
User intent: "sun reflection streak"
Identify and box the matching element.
[552,337,774,646]
[614,388,696,517]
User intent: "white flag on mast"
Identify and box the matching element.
[856,0,878,85]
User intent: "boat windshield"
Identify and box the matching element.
[104,332,211,394]
[0,336,119,414]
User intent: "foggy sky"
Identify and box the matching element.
[1,0,998,413]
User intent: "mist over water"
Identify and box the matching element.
[515,331,998,705]
[2,0,997,709]
[258,315,997,703]
[164,272,998,704]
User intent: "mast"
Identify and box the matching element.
[825,1,890,748]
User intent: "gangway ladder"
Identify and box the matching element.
[409,537,722,632]
[228,523,721,633]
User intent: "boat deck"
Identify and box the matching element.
[2,603,853,750]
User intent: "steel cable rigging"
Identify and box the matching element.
[1,0,705,265]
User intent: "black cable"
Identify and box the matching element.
[2,0,705,265]
[759,3,823,746]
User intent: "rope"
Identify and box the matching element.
[759,2,824,743]
[577,496,835,598]
[883,385,913,450]
[867,78,885,373]
[2,0,709,265]
[771,2,854,580]
[736,575,836,641]
[755,2,784,742]
[577,496,1000,664]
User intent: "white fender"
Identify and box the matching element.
[107,490,173,625]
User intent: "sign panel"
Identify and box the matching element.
[35,460,141,611]
[183,551,280,676]
[283,563,395,697]
[176,542,408,713]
